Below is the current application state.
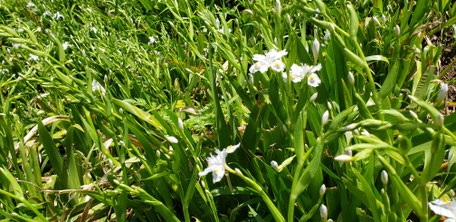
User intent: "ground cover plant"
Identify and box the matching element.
[1,0,456,221]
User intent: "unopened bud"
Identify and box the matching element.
[178,118,184,131]
[322,110,329,125]
[348,72,354,85]
[119,108,123,114]
[343,123,357,131]
[372,16,380,25]
[165,135,178,144]
[310,92,318,103]
[334,154,352,162]
[156,150,161,158]
[435,114,444,126]
[235,168,243,176]
[381,170,388,185]
[394,25,400,36]
[312,38,320,59]
[104,75,108,83]
[320,204,328,220]
[286,14,291,24]
[244,9,253,15]
[319,184,326,196]
[409,110,418,120]
[275,0,281,14]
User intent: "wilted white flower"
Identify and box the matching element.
[271,160,280,172]
[249,49,287,73]
[334,154,352,162]
[437,83,448,102]
[26,1,35,8]
[322,110,329,125]
[312,38,320,59]
[199,144,240,183]
[165,135,178,144]
[429,199,456,222]
[320,204,328,220]
[29,54,39,61]
[381,170,388,185]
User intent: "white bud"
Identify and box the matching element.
[310,92,318,103]
[201,180,206,188]
[327,101,333,110]
[271,160,280,172]
[275,0,281,14]
[343,123,357,131]
[156,150,161,158]
[244,9,253,15]
[165,135,178,144]
[344,149,353,156]
[178,118,184,131]
[286,14,291,24]
[436,114,444,126]
[394,25,400,36]
[104,75,108,83]
[319,184,326,196]
[348,72,354,85]
[381,170,388,185]
[312,38,320,59]
[235,168,243,176]
[372,16,380,25]
[409,110,418,120]
[320,204,328,221]
[249,74,254,84]
[334,154,352,162]
[322,110,329,125]
[437,83,448,102]
[119,108,124,114]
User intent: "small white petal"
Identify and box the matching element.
[225,143,240,153]
[308,73,321,87]
[165,135,178,144]
[270,60,286,72]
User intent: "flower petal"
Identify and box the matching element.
[225,143,240,153]
[429,199,456,219]
[212,165,225,183]
[270,60,286,72]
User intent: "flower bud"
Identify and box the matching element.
[286,14,291,24]
[275,0,281,14]
[381,170,388,185]
[310,92,318,103]
[334,154,352,162]
[348,71,354,85]
[235,168,243,176]
[372,16,380,25]
[319,184,326,196]
[320,204,328,221]
[312,38,320,59]
[178,118,184,131]
[119,108,124,114]
[156,150,161,158]
[343,123,357,131]
[322,110,329,125]
[435,114,444,126]
[165,135,178,144]
[394,25,400,36]
[244,9,253,15]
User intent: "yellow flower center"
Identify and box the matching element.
[275,63,280,67]
[310,76,315,81]
[227,145,232,151]
[255,64,259,68]
[215,168,219,173]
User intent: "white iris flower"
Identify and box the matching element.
[429,199,456,222]
[249,49,287,73]
[282,63,322,86]
[199,143,240,183]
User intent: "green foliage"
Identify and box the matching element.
[0,0,455,221]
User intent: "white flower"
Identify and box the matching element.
[148,36,157,45]
[199,149,228,183]
[91,27,98,33]
[26,1,35,8]
[91,80,105,95]
[282,64,305,83]
[199,144,240,183]
[62,42,70,50]
[165,135,178,144]
[29,54,39,61]
[225,143,240,153]
[429,199,456,222]
[43,10,52,17]
[53,12,64,20]
[249,49,287,73]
